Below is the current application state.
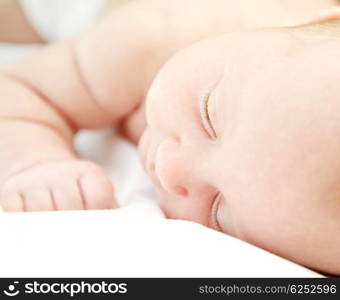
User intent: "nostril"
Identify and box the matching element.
[173,136,181,144]
[148,161,155,172]
[173,185,188,196]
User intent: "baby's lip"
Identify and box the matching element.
[143,157,163,190]
[140,138,166,192]
[150,172,164,191]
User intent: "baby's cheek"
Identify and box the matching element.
[230,183,340,273]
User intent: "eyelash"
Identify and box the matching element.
[200,90,221,231]
[210,193,222,232]
[200,91,217,139]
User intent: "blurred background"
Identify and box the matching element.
[0,0,125,64]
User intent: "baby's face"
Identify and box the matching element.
[139,28,340,274]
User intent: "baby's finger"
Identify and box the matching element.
[79,173,117,210]
[52,181,85,210]
[24,188,56,211]
[0,192,25,212]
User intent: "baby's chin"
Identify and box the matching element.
[155,190,187,220]
[155,189,211,227]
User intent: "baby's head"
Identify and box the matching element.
[139,21,340,274]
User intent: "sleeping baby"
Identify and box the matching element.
[0,0,339,275]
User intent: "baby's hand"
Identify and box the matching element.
[0,160,116,211]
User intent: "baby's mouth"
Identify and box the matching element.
[139,135,164,191]
[143,156,164,191]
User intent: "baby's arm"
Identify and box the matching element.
[0,0,182,211]
[0,6,159,211]
[0,42,120,211]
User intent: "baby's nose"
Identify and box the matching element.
[155,136,198,197]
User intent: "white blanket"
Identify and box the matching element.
[0,209,320,277]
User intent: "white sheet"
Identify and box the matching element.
[0,209,321,277]
[20,0,105,41]
[0,1,322,277]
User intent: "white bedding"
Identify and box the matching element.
[0,0,322,277]
[0,208,321,277]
